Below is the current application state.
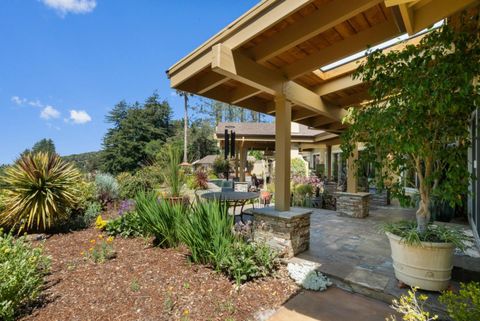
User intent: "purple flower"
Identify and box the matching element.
[118,199,135,216]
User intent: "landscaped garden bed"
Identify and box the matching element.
[21,225,299,321]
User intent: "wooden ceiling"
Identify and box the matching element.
[167,0,479,134]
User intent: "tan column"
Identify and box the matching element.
[347,143,359,193]
[235,150,239,178]
[326,145,332,180]
[275,95,291,211]
[239,145,247,182]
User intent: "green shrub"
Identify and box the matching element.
[292,183,313,207]
[212,157,230,178]
[177,201,233,266]
[315,164,325,177]
[95,173,119,206]
[440,282,480,321]
[291,158,307,177]
[0,232,50,321]
[117,166,163,199]
[64,201,102,230]
[382,220,467,249]
[135,192,181,247]
[105,211,145,238]
[73,178,96,212]
[0,152,81,233]
[219,242,278,285]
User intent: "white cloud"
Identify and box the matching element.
[40,105,61,120]
[28,99,43,107]
[69,110,92,124]
[11,96,27,105]
[40,0,97,15]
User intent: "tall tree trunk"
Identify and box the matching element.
[183,94,188,163]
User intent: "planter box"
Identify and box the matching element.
[335,192,370,218]
[387,232,454,291]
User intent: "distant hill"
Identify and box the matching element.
[62,151,102,173]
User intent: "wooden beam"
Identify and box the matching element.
[250,0,383,62]
[292,109,316,122]
[384,0,416,7]
[212,43,282,95]
[230,86,262,104]
[211,43,347,121]
[168,0,312,87]
[411,0,479,34]
[307,116,336,128]
[283,81,349,120]
[399,3,414,34]
[334,90,371,107]
[180,72,229,94]
[314,74,362,96]
[283,20,401,79]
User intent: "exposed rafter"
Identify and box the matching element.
[211,43,347,121]
[283,20,401,79]
[314,74,363,97]
[249,0,383,62]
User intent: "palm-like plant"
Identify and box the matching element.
[0,152,81,233]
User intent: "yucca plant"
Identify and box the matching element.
[0,152,81,233]
[135,192,182,247]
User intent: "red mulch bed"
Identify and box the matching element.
[21,227,299,321]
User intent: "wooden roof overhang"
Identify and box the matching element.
[167,0,479,134]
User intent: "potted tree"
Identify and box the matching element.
[341,17,479,291]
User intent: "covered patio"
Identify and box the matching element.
[167,0,480,314]
[167,0,478,213]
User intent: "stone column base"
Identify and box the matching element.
[335,192,371,218]
[252,207,312,258]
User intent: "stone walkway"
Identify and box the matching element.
[267,287,396,321]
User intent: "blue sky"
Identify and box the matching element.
[0,0,258,164]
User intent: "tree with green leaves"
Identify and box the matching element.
[102,93,172,174]
[341,17,480,232]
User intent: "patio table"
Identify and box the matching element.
[201,191,259,223]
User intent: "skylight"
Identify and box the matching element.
[320,20,444,72]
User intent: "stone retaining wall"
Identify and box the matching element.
[335,192,371,218]
[252,207,312,258]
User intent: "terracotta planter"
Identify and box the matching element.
[386,232,454,291]
[165,196,190,207]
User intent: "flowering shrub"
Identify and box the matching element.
[0,231,50,321]
[387,287,438,321]
[292,176,324,193]
[83,235,116,263]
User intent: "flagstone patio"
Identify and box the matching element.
[295,206,480,316]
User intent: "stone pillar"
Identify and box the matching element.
[347,143,359,193]
[239,145,247,182]
[335,192,371,218]
[275,95,291,211]
[252,207,312,257]
[326,145,332,180]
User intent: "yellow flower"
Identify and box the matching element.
[80,251,84,255]
[90,239,96,244]
[107,236,114,243]
[183,309,189,316]
[98,234,104,239]
[89,247,94,252]
[95,215,107,230]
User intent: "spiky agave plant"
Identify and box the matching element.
[0,152,81,233]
